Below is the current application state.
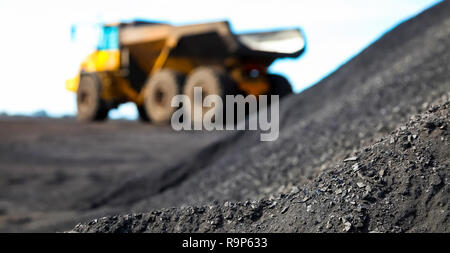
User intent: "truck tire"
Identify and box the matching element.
[76,73,109,122]
[143,70,184,124]
[183,67,236,126]
[267,74,293,98]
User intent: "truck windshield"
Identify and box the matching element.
[97,26,119,50]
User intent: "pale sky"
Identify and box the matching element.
[0,0,440,119]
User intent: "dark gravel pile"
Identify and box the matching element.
[89,1,450,210]
[71,1,450,232]
[73,96,449,232]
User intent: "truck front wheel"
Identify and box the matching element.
[76,73,109,122]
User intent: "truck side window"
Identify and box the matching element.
[97,26,119,50]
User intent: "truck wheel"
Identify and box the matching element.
[183,67,236,126]
[76,73,109,122]
[267,74,293,98]
[143,70,184,124]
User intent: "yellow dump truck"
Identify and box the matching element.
[66,20,306,123]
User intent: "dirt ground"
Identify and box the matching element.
[1,1,449,233]
[0,119,230,232]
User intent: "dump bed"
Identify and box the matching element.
[119,21,306,61]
